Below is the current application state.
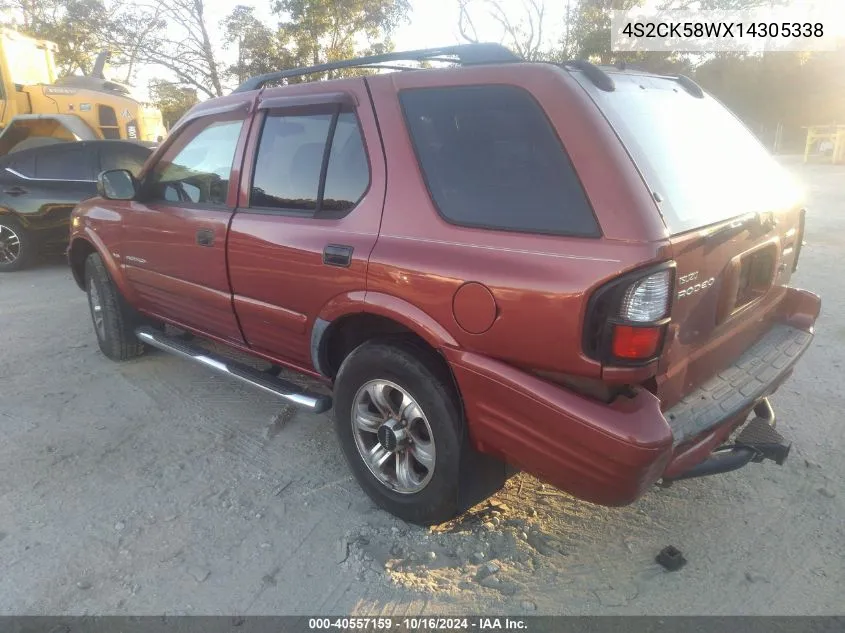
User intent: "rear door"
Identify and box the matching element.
[0,143,98,241]
[573,72,806,406]
[228,80,385,371]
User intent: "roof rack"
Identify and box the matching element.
[233,43,522,93]
[676,74,704,98]
[562,60,615,92]
[562,60,706,98]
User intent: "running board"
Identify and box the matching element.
[135,326,332,414]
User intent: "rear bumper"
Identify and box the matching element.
[446,287,820,506]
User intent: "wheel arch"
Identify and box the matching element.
[313,291,460,381]
[68,231,133,301]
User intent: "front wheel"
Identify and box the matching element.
[333,340,471,525]
[85,253,145,361]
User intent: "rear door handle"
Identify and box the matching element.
[3,186,27,196]
[196,228,214,247]
[323,244,353,267]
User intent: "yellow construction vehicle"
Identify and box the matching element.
[0,28,167,154]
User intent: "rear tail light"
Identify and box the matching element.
[611,324,663,359]
[583,264,675,365]
[619,269,672,322]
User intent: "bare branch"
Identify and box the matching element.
[457,0,480,44]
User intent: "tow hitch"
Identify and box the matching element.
[665,399,791,482]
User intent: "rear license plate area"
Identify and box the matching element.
[734,246,776,310]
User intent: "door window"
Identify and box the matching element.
[146,117,244,206]
[98,142,153,176]
[4,151,36,179]
[249,109,369,216]
[35,145,97,181]
[400,85,599,237]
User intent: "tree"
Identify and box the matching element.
[106,1,167,84]
[457,0,548,61]
[272,0,411,78]
[222,5,291,85]
[562,0,643,63]
[0,0,115,75]
[105,0,225,98]
[148,79,199,128]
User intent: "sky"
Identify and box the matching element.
[131,0,571,98]
[125,0,843,99]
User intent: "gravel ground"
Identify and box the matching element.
[0,159,842,616]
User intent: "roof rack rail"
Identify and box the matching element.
[233,43,522,93]
[676,74,704,98]
[562,60,615,92]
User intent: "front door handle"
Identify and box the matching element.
[196,228,214,247]
[323,244,353,267]
[3,186,27,196]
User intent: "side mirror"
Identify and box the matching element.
[97,169,137,200]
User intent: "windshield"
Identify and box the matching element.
[574,72,803,235]
[2,34,54,85]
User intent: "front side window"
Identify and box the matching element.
[250,109,369,216]
[147,118,243,206]
[400,84,599,237]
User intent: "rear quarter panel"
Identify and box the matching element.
[365,65,670,376]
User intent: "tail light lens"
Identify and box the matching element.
[619,269,672,322]
[583,263,675,365]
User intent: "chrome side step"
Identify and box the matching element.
[135,326,332,414]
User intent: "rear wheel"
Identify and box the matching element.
[0,216,33,272]
[333,339,472,525]
[85,252,145,361]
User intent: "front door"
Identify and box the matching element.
[228,80,386,371]
[120,106,251,344]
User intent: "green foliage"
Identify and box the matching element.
[695,51,845,149]
[221,0,411,85]
[0,0,110,75]
[148,79,199,128]
[222,5,295,85]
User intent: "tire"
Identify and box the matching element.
[84,252,145,361]
[333,339,473,525]
[0,215,34,272]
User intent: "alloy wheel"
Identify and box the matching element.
[0,224,22,264]
[351,379,436,494]
[88,281,105,341]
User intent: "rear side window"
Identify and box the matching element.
[36,146,96,180]
[400,85,599,236]
[250,110,369,216]
[5,152,36,178]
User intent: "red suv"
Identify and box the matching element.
[68,44,820,525]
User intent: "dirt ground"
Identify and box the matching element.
[1,159,842,616]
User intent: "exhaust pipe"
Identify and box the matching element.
[135,326,332,414]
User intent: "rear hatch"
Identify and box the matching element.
[572,70,806,408]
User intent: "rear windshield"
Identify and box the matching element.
[573,72,802,235]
